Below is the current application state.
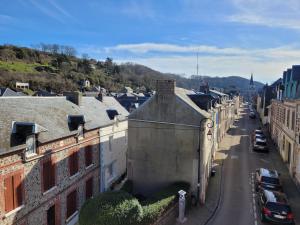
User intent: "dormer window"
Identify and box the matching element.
[68,115,85,131]
[106,110,119,120]
[12,122,38,156]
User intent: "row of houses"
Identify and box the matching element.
[127,80,240,203]
[0,80,240,225]
[256,65,300,189]
[0,93,128,225]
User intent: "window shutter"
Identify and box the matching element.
[85,177,93,199]
[13,173,22,208]
[85,146,92,167]
[43,160,51,191]
[74,152,78,173]
[67,190,77,218]
[50,161,55,188]
[69,152,78,176]
[4,176,14,212]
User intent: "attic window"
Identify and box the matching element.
[12,122,36,145]
[106,110,119,120]
[68,115,85,131]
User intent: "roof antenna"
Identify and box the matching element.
[196,51,199,76]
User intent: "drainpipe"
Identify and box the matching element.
[197,117,214,205]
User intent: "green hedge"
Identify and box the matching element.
[79,182,190,225]
[79,191,143,225]
[141,182,190,224]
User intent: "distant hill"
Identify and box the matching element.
[0,44,264,94]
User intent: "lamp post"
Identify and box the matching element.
[197,117,214,205]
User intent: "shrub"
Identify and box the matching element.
[79,191,143,225]
[140,182,190,224]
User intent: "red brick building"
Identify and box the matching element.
[0,96,102,225]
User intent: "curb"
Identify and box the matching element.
[202,159,224,225]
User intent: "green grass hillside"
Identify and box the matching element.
[0,44,264,94]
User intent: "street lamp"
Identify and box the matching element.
[197,117,214,205]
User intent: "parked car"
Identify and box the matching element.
[255,168,282,192]
[255,133,266,140]
[249,112,256,119]
[257,189,294,224]
[253,138,268,152]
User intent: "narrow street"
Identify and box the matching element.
[207,104,300,225]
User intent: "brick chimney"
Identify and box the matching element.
[63,91,82,106]
[156,80,176,95]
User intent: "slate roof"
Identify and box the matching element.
[175,88,210,117]
[0,96,128,155]
[0,87,23,97]
[209,89,228,97]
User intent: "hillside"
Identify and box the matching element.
[0,45,263,93]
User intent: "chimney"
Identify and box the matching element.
[156,80,176,95]
[64,91,82,106]
[98,91,103,102]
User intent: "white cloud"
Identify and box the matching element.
[100,42,300,83]
[0,14,14,24]
[29,0,76,24]
[228,0,300,30]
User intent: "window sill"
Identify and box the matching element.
[69,172,79,180]
[43,186,57,196]
[85,164,94,170]
[4,205,25,218]
[66,210,78,224]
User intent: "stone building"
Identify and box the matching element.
[128,80,215,204]
[283,65,300,99]
[270,99,300,185]
[0,94,129,225]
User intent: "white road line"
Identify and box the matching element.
[254,220,258,225]
[259,158,270,163]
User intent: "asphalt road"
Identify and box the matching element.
[207,104,300,225]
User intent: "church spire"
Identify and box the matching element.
[250,73,254,86]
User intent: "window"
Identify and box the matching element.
[287,109,290,128]
[69,151,79,176]
[85,146,93,167]
[85,177,93,200]
[4,173,23,213]
[106,110,119,120]
[292,111,295,131]
[47,204,56,225]
[66,190,77,219]
[68,115,85,131]
[43,159,56,192]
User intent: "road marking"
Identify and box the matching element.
[230,155,238,159]
[259,158,269,163]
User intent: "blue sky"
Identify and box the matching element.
[1,0,300,83]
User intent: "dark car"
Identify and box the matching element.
[249,112,256,119]
[257,189,295,224]
[253,138,268,152]
[255,168,282,192]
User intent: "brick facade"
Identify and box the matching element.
[0,129,100,225]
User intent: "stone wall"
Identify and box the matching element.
[0,129,100,225]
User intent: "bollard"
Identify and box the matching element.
[177,190,187,223]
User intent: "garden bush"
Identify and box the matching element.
[79,182,189,225]
[79,191,143,225]
[140,181,190,224]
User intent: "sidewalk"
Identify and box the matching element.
[178,152,225,225]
